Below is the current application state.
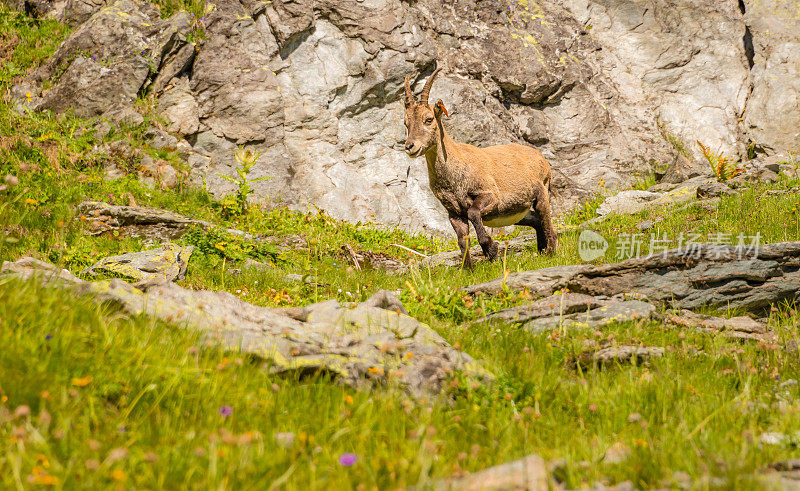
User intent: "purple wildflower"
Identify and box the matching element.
[218,405,233,417]
[45,334,52,340]
[338,453,356,466]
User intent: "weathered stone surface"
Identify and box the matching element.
[580,345,665,368]
[479,294,654,333]
[11,0,800,234]
[342,245,407,272]
[660,309,772,343]
[697,180,736,198]
[596,179,707,217]
[478,290,777,342]
[78,200,213,240]
[361,289,408,316]
[434,454,548,491]
[636,218,663,232]
[466,242,800,314]
[420,234,540,269]
[62,0,109,26]
[596,190,662,216]
[480,293,604,325]
[1,258,491,397]
[81,243,193,285]
[744,0,800,159]
[563,0,750,159]
[11,0,193,124]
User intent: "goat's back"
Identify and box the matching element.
[461,142,551,194]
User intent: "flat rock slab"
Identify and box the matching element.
[81,243,193,285]
[580,346,665,368]
[478,293,654,333]
[78,201,307,250]
[420,235,539,269]
[465,241,800,314]
[434,454,548,491]
[659,309,776,343]
[596,181,703,217]
[79,201,246,241]
[2,258,491,397]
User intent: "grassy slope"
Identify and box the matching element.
[3,8,800,489]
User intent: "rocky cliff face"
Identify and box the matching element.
[9,0,800,234]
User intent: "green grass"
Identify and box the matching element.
[3,8,800,489]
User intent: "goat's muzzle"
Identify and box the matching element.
[404,140,421,158]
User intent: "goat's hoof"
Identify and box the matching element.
[485,242,499,261]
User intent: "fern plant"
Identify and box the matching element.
[219,147,271,218]
[697,140,743,182]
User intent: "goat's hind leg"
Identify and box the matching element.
[530,183,557,254]
[516,209,549,253]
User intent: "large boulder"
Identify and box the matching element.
[11,0,800,233]
[1,258,491,397]
[563,0,751,160]
[743,0,800,159]
[12,0,193,124]
[466,241,800,314]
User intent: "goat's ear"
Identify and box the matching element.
[434,99,449,119]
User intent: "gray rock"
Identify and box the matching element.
[477,293,654,333]
[660,155,713,185]
[81,243,193,285]
[420,234,540,269]
[61,0,109,26]
[596,190,662,216]
[697,181,736,198]
[362,289,408,316]
[744,0,800,158]
[78,200,212,240]
[12,0,193,125]
[77,201,272,244]
[480,292,604,325]
[466,241,800,314]
[13,0,800,236]
[433,454,547,491]
[530,300,654,333]
[636,218,663,231]
[158,77,201,136]
[144,127,179,150]
[582,345,665,367]
[596,181,704,217]
[1,257,492,397]
[563,0,750,160]
[659,310,775,342]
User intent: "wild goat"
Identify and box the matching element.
[402,68,558,268]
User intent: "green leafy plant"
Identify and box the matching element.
[181,226,280,263]
[219,147,271,219]
[697,140,743,182]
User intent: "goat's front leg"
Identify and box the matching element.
[449,214,473,269]
[466,194,499,261]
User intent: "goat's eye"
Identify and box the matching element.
[425,118,434,124]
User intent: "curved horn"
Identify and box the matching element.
[404,73,414,106]
[419,67,441,105]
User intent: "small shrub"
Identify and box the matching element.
[697,140,742,182]
[181,226,280,263]
[218,147,271,219]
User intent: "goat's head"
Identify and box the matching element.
[403,68,448,158]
